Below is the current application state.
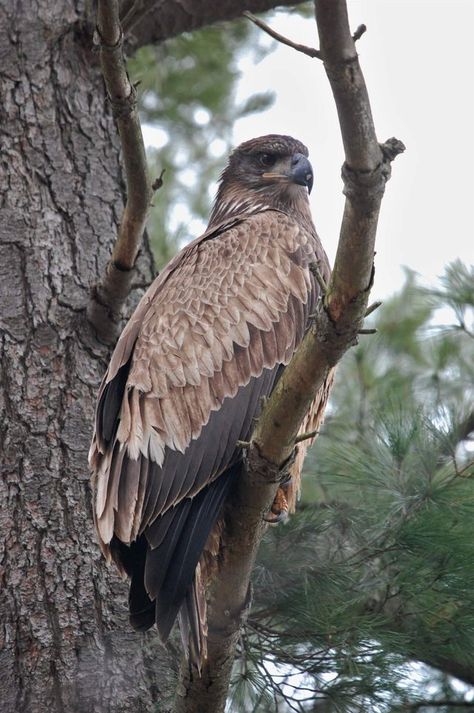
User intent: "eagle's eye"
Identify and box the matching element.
[258,153,276,168]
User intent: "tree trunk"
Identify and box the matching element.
[0,2,312,709]
[0,2,176,711]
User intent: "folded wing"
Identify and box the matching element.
[89,209,327,653]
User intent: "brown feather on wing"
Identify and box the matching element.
[89,207,329,658]
[90,210,323,543]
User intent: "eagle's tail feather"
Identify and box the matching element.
[153,465,235,649]
[109,535,156,632]
[111,465,237,665]
[178,567,208,671]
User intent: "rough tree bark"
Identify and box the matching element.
[0,2,178,711]
[0,2,303,712]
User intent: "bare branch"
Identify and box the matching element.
[173,445,286,713]
[417,656,474,687]
[87,0,157,343]
[243,11,322,59]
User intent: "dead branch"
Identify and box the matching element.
[365,299,382,317]
[87,0,156,343]
[173,2,404,711]
[243,11,322,59]
[295,429,319,444]
[352,23,367,42]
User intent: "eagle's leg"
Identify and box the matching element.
[264,482,291,523]
[263,448,297,524]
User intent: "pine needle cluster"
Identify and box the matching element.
[231,262,474,712]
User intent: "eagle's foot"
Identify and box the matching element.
[246,444,297,523]
[264,485,289,524]
[264,476,293,524]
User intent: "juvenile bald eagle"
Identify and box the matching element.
[90,134,332,665]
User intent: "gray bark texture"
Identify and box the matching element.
[0,2,174,712]
[0,1,307,711]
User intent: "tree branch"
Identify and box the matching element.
[87,0,156,343]
[243,11,322,59]
[173,1,404,712]
[417,657,474,688]
[252,10,405,462]
[397,701,474,711]
[173,447,290,713]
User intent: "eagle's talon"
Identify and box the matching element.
[263,508,288,524]
[264,484,289,524]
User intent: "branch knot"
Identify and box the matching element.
[342,136,405,206]
[380,137,406,162]
[109,82,138,120]
[341,161,386,204]
[245,442,296,487]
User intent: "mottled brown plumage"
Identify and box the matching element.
[89,134,332,667]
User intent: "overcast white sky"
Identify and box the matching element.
[232,0,474,298]
[144,1,473,299]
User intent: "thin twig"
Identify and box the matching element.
[365,300,382,317]
[454,460,474,479]
[358,327,377,335]
[352,23,367,42]
[295,429,319,445]
[399,701,474,711]
[236,440,251,449]
[152,168,166,191]
[243,11,322,59]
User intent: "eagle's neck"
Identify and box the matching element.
[207,182,315,234]
[207,189,271,229]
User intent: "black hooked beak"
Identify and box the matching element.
[290,152,314,194]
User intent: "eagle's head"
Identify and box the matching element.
[208,134,314,228]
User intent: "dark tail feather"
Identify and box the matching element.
[178,567,208,672]
[112,464,237,664]
[109,535,156,631]
[129,552,155,631]
[152,464,237,655]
